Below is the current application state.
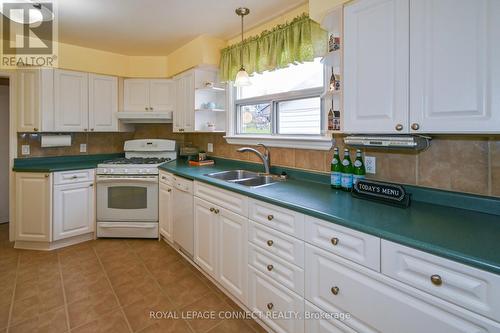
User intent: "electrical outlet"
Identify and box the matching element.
[207,143,213,153]
[21,145,30,155]
[365,156,376,174]
[80,144,87,153]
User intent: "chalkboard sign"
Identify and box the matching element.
[352,179,410,208]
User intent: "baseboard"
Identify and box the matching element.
[14,232,94,251]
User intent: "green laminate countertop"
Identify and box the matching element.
[13,153,124,172]
[159,158,500,275]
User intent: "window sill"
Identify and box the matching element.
[224,135,333,151]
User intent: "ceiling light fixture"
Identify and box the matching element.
[234,7,251,87]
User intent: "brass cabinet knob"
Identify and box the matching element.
[209,207,215,212]
[395,124,403,131]
[331,286,340,295]
[33,127,39,132]
[84,128,88,132]
[167,189,171,193]
[145,107,148,110]
[267,215,274,221]
[267,240,274,247]
[91,128,94,131]
[331,237,339,246]
[150,107,154,111]
[89,184,94,187]
[411,123,420,131]
[162,176,166,180]
[44,174,49,178]
[214,209,220,214]
[267,303,274,310]
[430,274,442,286]
[267,264,274,271]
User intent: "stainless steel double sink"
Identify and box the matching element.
[205,170,284,188]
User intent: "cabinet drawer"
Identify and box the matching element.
[305,244,500,333]
[381,240,500,322]
[305,301,357,333]
[249,243,304,297]
[159,171,174,186]
[54,169,95,185]
[249,199,304,238]
[248,266,304,333]
[249,221,304,268]
[304,216,380,271]
[194,181,247,216]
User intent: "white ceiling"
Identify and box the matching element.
[57,0,306,56]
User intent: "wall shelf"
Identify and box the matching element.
[195,108,225,112]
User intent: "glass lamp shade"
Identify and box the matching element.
[234,68,251,87]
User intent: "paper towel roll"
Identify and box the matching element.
[41,135,72,147]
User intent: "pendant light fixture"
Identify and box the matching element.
[234,7,251,86]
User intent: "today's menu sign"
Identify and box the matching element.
[352,179,410,208]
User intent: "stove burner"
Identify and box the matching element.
[103,157,171,165]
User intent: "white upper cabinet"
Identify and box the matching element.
[343,0,500,134]
[54,69,89,132]
[344,0,409,134]
[149,79,175,112]
[123,79,174,112]
[409,0,500,133]
[88,74,118,132]
[17,68,54,132]
[173,71,195,132]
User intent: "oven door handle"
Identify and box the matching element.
[96,177,158,184]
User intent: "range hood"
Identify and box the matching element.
[116,111,173,124]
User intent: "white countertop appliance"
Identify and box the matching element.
[96,139,177,238]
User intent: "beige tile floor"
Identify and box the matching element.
[0,224,266,333]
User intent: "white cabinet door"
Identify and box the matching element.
[343,0,410,133]
[218,207,247,303]
[53,181,94,241]
[194,197,218,278]
[88,74,118,132]
[173,72,195,132]
[124,79,150,112]
[15,173,51,242]
[54,69,88,132]
[409,0,500,133]
[149,79,175,112]
[17,68,54,132]
[159,182,173,243]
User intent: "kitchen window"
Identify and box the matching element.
[225,58,332,150]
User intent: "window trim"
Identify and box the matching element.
[225,86,332,150]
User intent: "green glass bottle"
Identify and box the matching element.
[330,147,342,189]
[353,149,366,186]
[341,149,353,191]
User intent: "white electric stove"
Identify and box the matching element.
[96,139,177,239]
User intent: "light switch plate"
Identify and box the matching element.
[207,143,213,153]
[365,156,376,174]
[80,144,87,153]
[21,145,30,155]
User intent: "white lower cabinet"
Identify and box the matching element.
[248,266,304,333]
[53,181,94,240]
[305,244,500,333]
[305,301,356,333]
[159,182,174,243]
[193,194,248,304]
[15,173,52,242]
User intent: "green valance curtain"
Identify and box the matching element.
[219,14,328,82]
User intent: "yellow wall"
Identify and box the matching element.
[166,35,226,77]
[309,0,348,23]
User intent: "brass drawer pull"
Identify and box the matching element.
[267,303,274,310]
[267,214,274,221]
[209,207,215,212]
[267,240,274,247]
[331,237,339,246]
[167,189,171,193]
[267,264,274,271]
[214,209,219,214]
[430,274,442,286]
[331,286,339,295]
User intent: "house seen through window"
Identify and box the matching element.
[235,57,324,136]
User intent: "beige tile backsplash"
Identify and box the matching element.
[17,126,500,198]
